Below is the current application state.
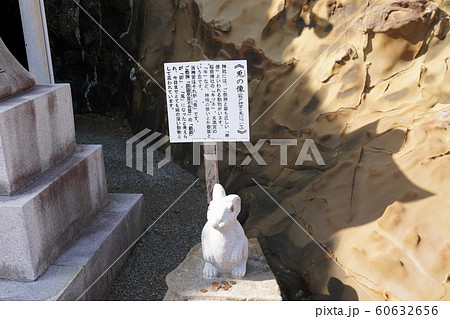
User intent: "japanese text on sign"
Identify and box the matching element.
[164,60,250,143]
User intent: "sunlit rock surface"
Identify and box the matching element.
[148,0,450,301]
[47,0,450,300]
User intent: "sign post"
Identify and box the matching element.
[164,60,250,203]
[203,143,219,203]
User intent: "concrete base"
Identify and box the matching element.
[0,193,144,301]
[0,145,107,281]
[164,238,282,301]
[0,84,76,195]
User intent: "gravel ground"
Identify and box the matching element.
[74,114,208,301]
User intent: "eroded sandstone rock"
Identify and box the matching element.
[363,0,438,33]
[190,0,450,301]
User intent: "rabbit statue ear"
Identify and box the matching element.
[212,184,226,200]
[228,195,241,212]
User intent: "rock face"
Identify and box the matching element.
[46,0,450,300]
[43,0,134,115]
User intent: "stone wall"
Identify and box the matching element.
[44,0,134,116]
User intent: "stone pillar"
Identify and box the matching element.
[18,0,54,84]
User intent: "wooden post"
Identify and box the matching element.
[204,143,220,203]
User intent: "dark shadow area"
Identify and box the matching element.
[0,0,28,69]
[314,277,359,301]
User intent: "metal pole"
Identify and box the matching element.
[18,0,54,84]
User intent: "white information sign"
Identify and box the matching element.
[164,60,250,143]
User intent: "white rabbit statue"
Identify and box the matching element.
[201,184,248,278]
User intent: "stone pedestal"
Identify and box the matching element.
[164,238,282,301]
[0,84,76,195]
[0,194,143,300]
[0,82,145,297]
[0,38,35,100]
[0,145,107,280]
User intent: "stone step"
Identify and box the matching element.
[164,238,282,301]
[0,193,145,300]
[0,84,76,195]
[0,145,107,281]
